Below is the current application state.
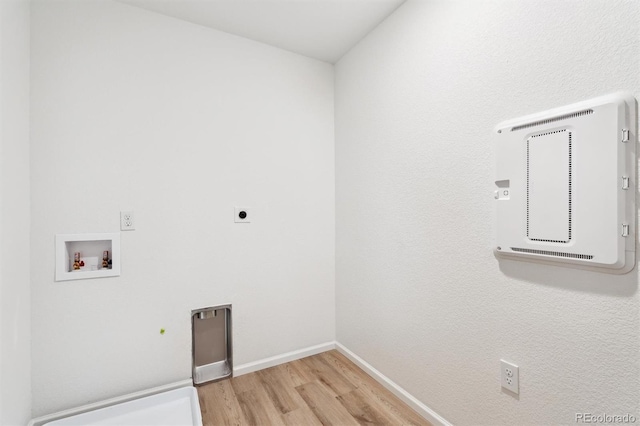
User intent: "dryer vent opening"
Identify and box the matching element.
[192,304,232,385]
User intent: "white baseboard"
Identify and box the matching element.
[27,379,193,426]
[335,342,452,426]
[233,341,336,377]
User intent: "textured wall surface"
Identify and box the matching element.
[30,0,334,416]
[335,1,640,424]
[0,0,31,424]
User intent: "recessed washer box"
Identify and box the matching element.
[55,233,121,281]
[494,93,636,274]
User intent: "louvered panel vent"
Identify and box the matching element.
[511,109,593,132]
[511,247,593,260]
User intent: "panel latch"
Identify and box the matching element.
[622,224,630,237]
[622,176,630,190]
[622,129,630,143]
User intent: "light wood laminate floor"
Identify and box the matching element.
[197,350,431,426]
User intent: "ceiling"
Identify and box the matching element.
[117,0,406,63]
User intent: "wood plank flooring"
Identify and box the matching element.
[197,350,431,426]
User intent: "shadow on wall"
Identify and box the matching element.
[499,258,638,297]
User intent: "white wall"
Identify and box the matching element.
[30,0,334,416]
[335,1,639,424]
[0,0,31,424]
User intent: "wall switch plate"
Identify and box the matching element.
[501,359,519,394]
[120,211,135,231]
[234,207,251,223]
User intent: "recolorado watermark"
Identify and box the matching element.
[576,413,637,423]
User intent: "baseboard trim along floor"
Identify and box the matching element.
[233,341,337,377]
[234,341,451,426]
[335,342,452,426]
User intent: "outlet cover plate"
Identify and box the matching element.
[120,211,135,231]
[501,359,519,394]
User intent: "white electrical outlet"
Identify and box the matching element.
[120,211,135,231]
[501,360,519,394]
